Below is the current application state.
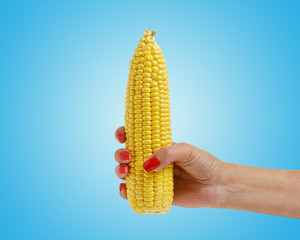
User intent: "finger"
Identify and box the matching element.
[119,183,127,199]
[115,148,131,164]
[115,164,129,179]
[143,142,193,172]
[115,126,126,143]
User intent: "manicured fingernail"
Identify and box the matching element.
[143,156,160,172]
[119,183,124,192]
[116,133,123,143]
[119,150,131,161]
[119,165,127,174]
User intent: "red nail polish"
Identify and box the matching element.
[116,133,123,143]
[143,156,160,172]
[119,183,123,192]
[119,150,131,161]
[119,165,127,174]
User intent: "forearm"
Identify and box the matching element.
[217,162,300,218]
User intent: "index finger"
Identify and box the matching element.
[115,126,126,143]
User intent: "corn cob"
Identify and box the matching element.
[124,28,173,214]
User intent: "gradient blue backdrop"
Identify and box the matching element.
[1,0,299,239]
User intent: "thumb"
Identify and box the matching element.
[143,142,193,172]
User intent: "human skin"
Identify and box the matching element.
[114,126,300,218]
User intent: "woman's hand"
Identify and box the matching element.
[114,126,225,208]
[114,126,300,218]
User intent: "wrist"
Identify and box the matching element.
[197,161,239,209]
[213,162,244,209]
[205,159,300,218]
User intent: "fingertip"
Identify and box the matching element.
[143,156,160,172]
[119,183,125,191]
[115,126,126,143]
[115,149,131,164]
[115,132,124,143]
[115,165,128,179]
[119,183,127,199]
[119,165,127,175]
[119,150,131,161]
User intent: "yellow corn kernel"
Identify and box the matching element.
[124,28,173,215]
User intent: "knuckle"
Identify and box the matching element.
[178,142,193,153]
[178,142,190,147]
[160,145,173,160]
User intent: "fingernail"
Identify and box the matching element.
[119,165,127,174]
[116,133,123,143]
[143,156,160,172]
[119,150,131,161]
[119,183,124,192]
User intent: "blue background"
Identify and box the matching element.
[1,0,299,239]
